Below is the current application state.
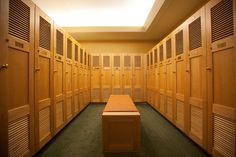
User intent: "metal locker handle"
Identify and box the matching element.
[0,64,8,70]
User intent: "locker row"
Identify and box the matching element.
[3,0,91,156]
[146,0,235,157]
[90,53,145,103]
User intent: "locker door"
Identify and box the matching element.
[206,0,236,156]
[186,8,207,148]
[146,53,150,103]
[133,54,144,102]
[83,51,88,106]
[166,37,174,122]
[112,55,122,94]
[79,48,84,109]
[87,54,91,103]
[149,51,155,106]
[0,0,8,155]
[123,54,132,97]
[53,26,65,134]
[65,37,73,122]
[101,55,111,102]
[173,28,186,131]
[35,6,53,149]
[159,44,166,115]
[154,48,159,110]
[5,0,35,156]
[73,43,79,114]
[91,54,101,102]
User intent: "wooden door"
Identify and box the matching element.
[165,37,174,122]
[65,36,73,122]
[133,54,144,102]
[123,54,133,97]
[87,54,91,103]
[83,51,89,106]
[149,51,155,106]
[186,8,207,148]
[154,48,159,110]
[35,6,53,150]
[206,0,236,156]
[79,48,84,109]
[173,27,186,131]
[4,0,35,156]
[91,54,101,102]
[0,0,8,155]
[146,53,150,103]
[112,54,122,94]
[53,25,65,134]
[159,43,166,115]
[73,42,79,114]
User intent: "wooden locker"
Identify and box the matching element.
[206,0,236,156]
[123,54,133,97]
[173,25,187,132]
[159,42,167,115]
[149,51,155,106]
[65,35,74,122]
[53,24,66,134]
[112,54,122,95]
[185,7,207,148]
[87,53,91,103]
[153,47,159,110]
[146,53,151,104]
[91,54,101,102]
[6,0,35,156]
[73,42,79,114]
[79,48,84,109]
[133,54,144,102]
[101,54,112,102]
[0,0,8,155]
[35,6,53,150]
[165,36,174,122]
[83,51,89,106]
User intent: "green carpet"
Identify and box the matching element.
[35,104,209,157]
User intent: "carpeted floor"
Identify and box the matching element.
[35,103,210,157]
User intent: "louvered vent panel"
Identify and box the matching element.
[124,56,131,67]
[8,116,30,157]
[213,114,235,157]
[88,55,90,66]
[56,30,63,55]
[124,88,131,96]
[147,54,149,66]
[93,56,99,67]
[67,39,72,59]
[40,17,51,50]
[75,45,78,61]
[66,98,72,116]
[211,0,234,42]
[56,102,63,128]
[150,52,153,65]
[154,49,158,63]
[113,88,121,95]
[189,17,202,50]
[134,88,142,100]
[176,101,184,127]
[103,88,110,100]
[175,30,184,55]
[84,52,87,65]
[160,45,164,61]
[74,95,79,112]
[9,0,30,42]
[135,56,141,67]
[191,106,203,139]
[39,107,50,139]
[80,49,83,64]
[103,56,110,67]
[92,88,100,100]
[114,56,120,67]
[166,39,172,59]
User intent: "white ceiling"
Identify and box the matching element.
[32,0,208,41]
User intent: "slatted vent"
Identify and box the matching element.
[93,56,99,67]
[75,45,78,61]
[67,39,72,59]
[191,106,203,139]
[39,108,50,139]
[134,88,142,100]
[88,55,90,66]
[154,49,158,63]
[175,30,183,55]
[84,52,87,65]
[114,56,120,67]
[150,52,153,65]
[56,102,63,128]
[135,56,141,67]
[9,0,30,42]
[211,0,234,42]
[213,114,235,157]
[80,49,83,64]
[124,56,131,67]
[8,116,30,157]
[189,17,202,50]
[56,30,63,55]
[92,88,100,99]
[103,56,110,67]
[103,88,110,100]
[160,45,164,61]
[40,17,51,50]
[166,39,172,58]
[147,54,149,66]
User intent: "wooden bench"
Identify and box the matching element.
[102,95,140,152]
